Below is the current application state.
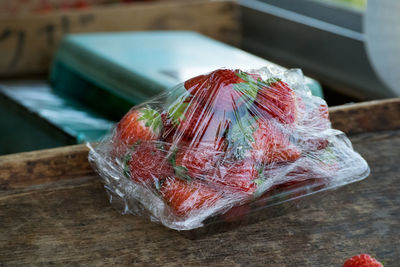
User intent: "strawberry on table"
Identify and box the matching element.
[343,254,383,267]
[125,143,174,185]
[113,106,162,155]
[160,177,221,216]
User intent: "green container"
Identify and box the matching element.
[51,31,324,120]
[0,81,113,155]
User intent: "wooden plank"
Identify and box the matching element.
[0,128,399,265]
[0,0,240,77]
[329,98,400,134]
[0,144,92,191]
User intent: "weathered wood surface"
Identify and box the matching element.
[329,98,400,134]
[0,0,240,77]
[0,144,91,191]
[0,98,399,266]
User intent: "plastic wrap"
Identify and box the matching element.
[88,67,370,230]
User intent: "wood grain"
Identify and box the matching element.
[0,130,399,266]
[0,144,92,191]
[0,0,240,77]
[329,98,400,134]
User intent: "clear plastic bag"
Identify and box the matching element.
[88,67,370,230]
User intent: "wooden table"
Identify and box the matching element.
[1,99,399,266]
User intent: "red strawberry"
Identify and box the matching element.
[160,177,221,216]
[292,102,330,151]
[211,159,259,195]
[74,0,90,9]
[172,98,230,148]
[300,102,330,129]
[160,111,176,138]
[251,119,301,164]
[343,254,383,267]
[184,74,209,96]
[160,111,178,151]
[126,143,174,184]
[254,79,298,124]
[174,144,225,179]
[113,107,162,155]
[184,69,258,112]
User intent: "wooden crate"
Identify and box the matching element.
[0,0,240,77]
[0,98,399,265]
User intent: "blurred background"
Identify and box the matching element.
[0,0,398,155]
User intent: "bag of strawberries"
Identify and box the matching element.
[88,67,370,230]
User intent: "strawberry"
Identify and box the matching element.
[174,144,225,179]
[160,177,221,216]
[253,119,301,164]
[160,111,178,151]
[226,111,301,164]
[211,159,259,195]
[74,0,90,9]
[184,69,259,112]
[291,102,330,151]
[254,78,298,124]
[170,98,230,148]
[113,107,162,155]
[125,143,174,185]
[343,254,383,267]
[228,117,300,164]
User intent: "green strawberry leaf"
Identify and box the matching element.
[227,112,258,159]
[167,100,189,126]
[265,77,281,85]
[234,72,260,107]
[138,107,162,134]
[253,178,264,186]
[122,153,132,178]
[167,147,178,166]
[320,146,336,164]
[174,165,192,181]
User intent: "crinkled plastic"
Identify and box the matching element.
[88,67,370,230]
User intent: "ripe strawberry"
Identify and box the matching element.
[290,103,329,151]
[184,73,209,96]
[171,98,230,148]
[184,69,259,112]
[251,119,301,164]
[126,143,174,184]
[160,177,221,216]
[159,111,178,150]
[174,144,225,179]
[211,159,259,195]
[343,254,383,267]
[74,0,90,9]
[254,78,298,124]
[113,107,162,155]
